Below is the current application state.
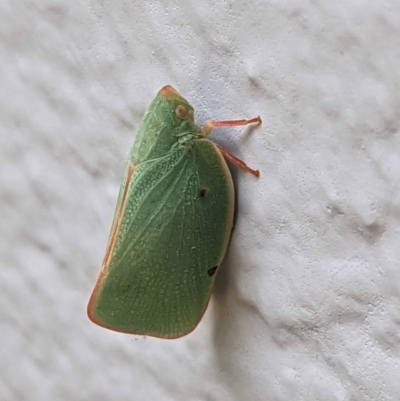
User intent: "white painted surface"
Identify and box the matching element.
[1,1,400,400]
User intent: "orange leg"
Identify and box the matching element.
[203,116,261,135]
[216,144,260,177]
[203,116,261,177]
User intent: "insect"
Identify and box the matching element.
[87,85,260,338]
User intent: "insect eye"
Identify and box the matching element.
[175,104,188,119]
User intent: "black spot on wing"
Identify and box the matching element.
[197,188,207,198]
[207,266,218,277]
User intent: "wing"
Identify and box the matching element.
[88,139,234,338]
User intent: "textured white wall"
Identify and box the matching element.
[1,1,400,400]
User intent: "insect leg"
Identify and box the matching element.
[203,116,261,135]
[202,117,261,177]
[215,144,259,177]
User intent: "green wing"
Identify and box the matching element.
[88,139,234,338]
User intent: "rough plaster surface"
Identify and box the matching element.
[1,1,400,400]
